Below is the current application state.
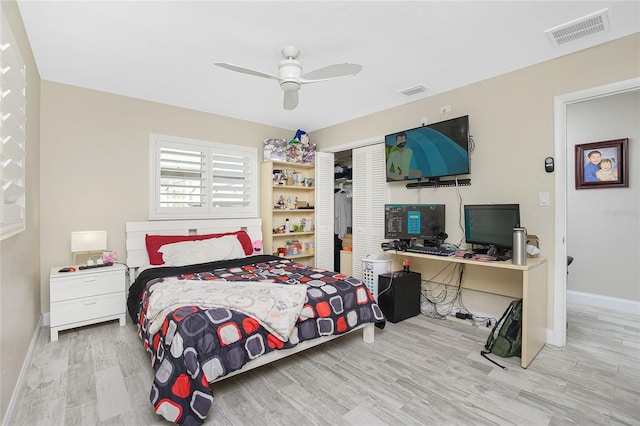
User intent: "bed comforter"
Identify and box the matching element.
[127,255,386,425]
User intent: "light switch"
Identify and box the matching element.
[539,192,550,206]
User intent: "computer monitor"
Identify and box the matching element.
[464,204,520,254]
[384,204,446,244]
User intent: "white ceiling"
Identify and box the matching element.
[16,1,640,132]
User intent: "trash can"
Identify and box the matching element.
[362,254,391,301]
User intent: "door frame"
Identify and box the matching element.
[552,77,640,347]
[321,135,384,155]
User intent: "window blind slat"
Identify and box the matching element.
[2,137,24,159]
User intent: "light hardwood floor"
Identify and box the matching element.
[6,303,639,425]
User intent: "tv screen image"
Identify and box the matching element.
[463,204,521,252]
[385,115,470,182]
[384,204,446,242]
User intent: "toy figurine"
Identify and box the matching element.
[291,129,308,144]
[290,129,316,164]
[275,195,286,210]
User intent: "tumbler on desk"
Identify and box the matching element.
[512,227,527,265]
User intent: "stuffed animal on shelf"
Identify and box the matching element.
[288,129,316,164]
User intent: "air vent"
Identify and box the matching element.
[545,9,610,47]
[398,84,428,96]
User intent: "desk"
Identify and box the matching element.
[389,251,547,368]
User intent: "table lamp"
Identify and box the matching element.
[71,230,107,266]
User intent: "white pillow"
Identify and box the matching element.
[159,235,246,266]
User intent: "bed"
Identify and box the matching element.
[125,219,385,424]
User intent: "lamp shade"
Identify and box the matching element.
[71,231,107,253]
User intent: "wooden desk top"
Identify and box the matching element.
[388,250,547,271]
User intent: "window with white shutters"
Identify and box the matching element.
[0,13,27,240]
[150,134,257,219]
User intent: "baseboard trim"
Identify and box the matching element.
[567,290,640,315]
[545,327,560,347]
[2,315,44,426]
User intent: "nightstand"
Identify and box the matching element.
[50,263,127,342]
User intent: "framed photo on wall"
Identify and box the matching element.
[575,138,629,189]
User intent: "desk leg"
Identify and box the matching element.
[521,262,547,368]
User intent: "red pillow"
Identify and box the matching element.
[145,230,253,265]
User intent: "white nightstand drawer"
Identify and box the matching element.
[50,293,125,327]
[50,271,124,302]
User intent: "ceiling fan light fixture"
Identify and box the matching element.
[279,59,302,79]
[280,81,300,92]
[216,45,362,110]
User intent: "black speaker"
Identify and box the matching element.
[378,271,421,323]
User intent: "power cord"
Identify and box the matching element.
[378,273,393,297]
[456,276,498,327]
[420,263,463,319]
[455,177,465,247]
[114,261,133,283]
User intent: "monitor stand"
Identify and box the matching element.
[411,237,441,250]
[473,245,510,258]
[486,245,499,257]
[423,237,443,248]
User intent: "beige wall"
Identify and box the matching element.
[39,83,292,310]
[0,1,41,420]
[312,34,640,330]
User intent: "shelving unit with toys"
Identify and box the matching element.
[260,161,315,266]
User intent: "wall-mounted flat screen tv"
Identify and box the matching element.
[385,115,470,182]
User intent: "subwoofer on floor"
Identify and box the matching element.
[377,271,421,323]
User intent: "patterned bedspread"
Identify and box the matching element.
[127,255,386,425]
[146,279,308,340]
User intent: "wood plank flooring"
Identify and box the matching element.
[6,303,639,425]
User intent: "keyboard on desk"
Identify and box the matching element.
[405,246,455,256]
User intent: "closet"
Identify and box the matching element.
[334,151,353,273]
[315,142,386,280]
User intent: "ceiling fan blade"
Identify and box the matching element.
[299,63,363,83]
[283,91,299,110]
[215,63,279,81]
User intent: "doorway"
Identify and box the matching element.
[320,135,387,280]
[553,77,640,347]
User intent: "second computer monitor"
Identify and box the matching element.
[384,204,446,244]
[463,204,520,251]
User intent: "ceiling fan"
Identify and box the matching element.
[215,46,363,110]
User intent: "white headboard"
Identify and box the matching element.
[125,218,262,270]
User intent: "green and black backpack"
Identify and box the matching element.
[481,298,523,369]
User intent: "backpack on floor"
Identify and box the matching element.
[481,298,523,369]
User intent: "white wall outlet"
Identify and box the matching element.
[420,116,428,126]
[439,105,451,114]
